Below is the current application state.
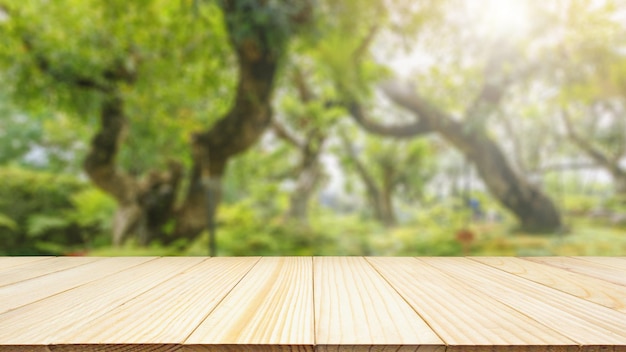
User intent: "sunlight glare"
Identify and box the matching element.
[479,0,531,38]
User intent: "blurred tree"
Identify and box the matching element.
[271,63,344,224]
[0,0,313,250]
[339,129,433,227]
[562,103,626,200]
[317,0,565,232]
[546,0,626,202]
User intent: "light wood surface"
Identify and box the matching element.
[572,256,626,271]
[0,256,52,269]
[0,256,99,287]
[0,257,202,345]
[314,257,442,350]
[55,257,260,345]
[367,257,575,350]
[420,257,626,347]
[526,256,626,286]
[472,256,626,312]
[0,256,624,352]
[186,257,314,347]
[0,257,154,314]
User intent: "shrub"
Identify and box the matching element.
[0,166,114,254]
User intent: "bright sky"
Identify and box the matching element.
[388,0,533,77]
[470,0,531,38]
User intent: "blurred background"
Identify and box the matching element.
[1,0,626,256]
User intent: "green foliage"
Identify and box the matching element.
[366,136,435,200]
[26,214,71,238]
[223,143,293,206]
[0,166,85,254]
[214,202,327,256]
[1,0,235,173]
[68,188,117,232]
[0,214,17,230]
[1,0,626,257]
[219,0,312,57]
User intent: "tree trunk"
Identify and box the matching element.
[339,132,397,227]
[563,109,626,203]
[443,120,562,232]
[84,92,183,245]
[363,81,563,232]
[24,0,314,248]
[288,161,322,224]
[173,1,307,242]
[379,184,396,227]
[612,171,626,203]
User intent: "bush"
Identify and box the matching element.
[0,166,114,254]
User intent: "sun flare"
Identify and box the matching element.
[476,0,532,38]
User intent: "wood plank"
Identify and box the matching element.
[0,257,204,346]
[314,257,442,351]
[54,257,259,345]
[573,256,626,271]
[185,257,314,349]
[367,257,576,352]
[0,256,53,269]
[472,257,626,313]
[0,257,154,314]
[181,345,313,352]
[312,346,443,352]
[0,256,98,287]
[49,345,178,351]
[420,257,626,348]
[526,256,626,286]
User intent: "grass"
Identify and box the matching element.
[86,218,626,257]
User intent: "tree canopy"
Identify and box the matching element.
[1,0,626,255]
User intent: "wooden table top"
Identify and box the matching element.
[0,256,625,352]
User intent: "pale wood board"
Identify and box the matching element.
[367,257,576,350]
[526,256,626,286]
[0,257,204,345]
[185,257,314,347]
[472,256,626,313]
[0,256,99,287]
[0,256,625,351]
[314,346,446,352]
[55,257,259,344]
[314,257,442,350]
[181,345,313,352]
[0,257,154,314]
[573,256,626,271]
[420,257,626,347]
[0,256,53,269]
[43,345,177,352]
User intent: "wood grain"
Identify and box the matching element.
[49,345,179,351]
[0,257,204,345]
[0,256,52,269]
[185,257,314,347]
[55,257,259,344]
[0,257,154,314]
[525,256,626,286]
[472,256,626,313]
[0,256,99,287]
[315,346,446,352]
[314,257,442,350]
[180,345,313,352]
[420,257,626,347]
[1,256,625,351]
[367,257,575,351]
[573,256,626,271]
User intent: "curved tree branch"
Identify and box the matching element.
[562,109,626,177]
[338,129,380,202]
[272,118,304,148]
[347,100,434,139]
